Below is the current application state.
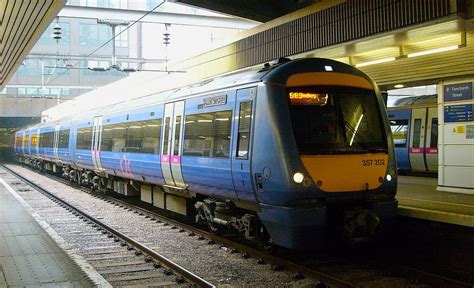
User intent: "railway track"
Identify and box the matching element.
[1,165,213,288]
[3,164,473,288]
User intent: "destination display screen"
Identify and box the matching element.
[288,91,328,105]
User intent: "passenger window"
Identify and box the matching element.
[31,134,39,147]
[101,126,112,151]
[237,101,253,159]
[76,127,93,150]
[39,131,54,148]
[412,119,422,148]
[126,122,143,153]
[183,110,232,158]
[15,136,22,147]
[141,119,161,154]
[111,124,126,152]
[58,129,70,148]
[390,120,408,147]
[23,135,29,147]
[430,118,438,148]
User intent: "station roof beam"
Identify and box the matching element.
[170,0,322,22]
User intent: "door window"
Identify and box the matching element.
[237,101,253,159]
[173,116,182,155]
[412,119,422,148]
[163,117,171,155]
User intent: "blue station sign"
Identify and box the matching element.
[444,104,473,123]
[444,82,473,102]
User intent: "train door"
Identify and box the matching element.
[409,108,427,171]
[425,107,438,172]
[53,125,60,162]
[91,116,104,172]
[231,88,256,201]
[161,101,186,188]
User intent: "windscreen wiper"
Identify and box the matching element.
[344,120,370,149]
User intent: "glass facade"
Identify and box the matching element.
[79,23,112,46]
[79,0,127,8]
[17,87,70,96]
[18,59,70,76]
[5,0,251,118]
[115,26,128,48]
[146,0,161,10]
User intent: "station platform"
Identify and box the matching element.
[397,176,474,227]
[0,180,92,287]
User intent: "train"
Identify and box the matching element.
[387,95,438,174]
[14,58,398,249]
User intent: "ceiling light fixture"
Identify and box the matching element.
[355,57,396,68]
[394,84,404,88]
[407,45,459,58]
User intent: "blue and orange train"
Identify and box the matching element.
[15,58,398,249]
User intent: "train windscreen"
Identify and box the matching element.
[289,87,387,155]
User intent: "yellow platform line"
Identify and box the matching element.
[397,196,474,208]
[398,205,474,227]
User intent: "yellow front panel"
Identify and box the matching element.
[301,153,388,192]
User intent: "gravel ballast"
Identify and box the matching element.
[3,165,317,287]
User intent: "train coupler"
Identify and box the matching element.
[343,208,380,244]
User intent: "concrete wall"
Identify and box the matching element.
[0,97,60,117]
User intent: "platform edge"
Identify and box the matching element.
[0,177,112,288]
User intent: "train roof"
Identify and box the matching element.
[20,57,371,132]
[389,94,437,107]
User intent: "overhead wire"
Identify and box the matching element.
[45,0,166,85]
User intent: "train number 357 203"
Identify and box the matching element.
[362,159,385,166]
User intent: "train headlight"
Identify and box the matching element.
[386,174,392,182]
[293,172,304,184]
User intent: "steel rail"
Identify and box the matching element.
[1,165,215,288]
[92,196,361,288]
[27,167,361,288]
[8,164,474,288]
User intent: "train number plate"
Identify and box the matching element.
[361,159,385,166]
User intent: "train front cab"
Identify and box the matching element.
[388,105,438,173]
[254,59,398,249]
